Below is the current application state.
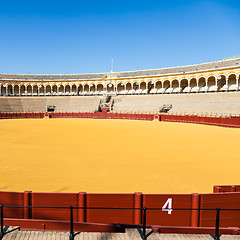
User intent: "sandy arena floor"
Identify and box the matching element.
[0,118,239,194]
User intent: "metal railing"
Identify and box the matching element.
[0,204,240,240]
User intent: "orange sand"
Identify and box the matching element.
[0,118,239,194]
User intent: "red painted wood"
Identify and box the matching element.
[0,191,24,218]
[191,193,200,227]
[86,193,135,224]
[24,191,32,219]
[143,194,192,226]
[199,193,240,227]
[78,192,86,222]
[134,192,142,224]
[31,192,78,221]
[4,218,125,232]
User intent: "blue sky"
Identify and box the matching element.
[0,0,240,74]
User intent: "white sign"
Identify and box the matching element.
[162,198,172,215]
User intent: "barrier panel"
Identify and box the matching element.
[143,194,192,226]
[0,191,24,218]
[199,193,240,227]
[86,193,135,224]
[31,192,78,221]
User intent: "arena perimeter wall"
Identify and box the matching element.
[0,112,240,128]
[0,190,239,228]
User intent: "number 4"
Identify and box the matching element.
[162,198,172,214]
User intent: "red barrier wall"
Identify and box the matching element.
[0,190,239,228]
[214,185,240,193]
[161,114,240,128]
[0,112,239,127]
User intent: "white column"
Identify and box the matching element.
[32,87,33,96]
[236,77,239,91]
[19,86,21,96]
[226,78,229,91]
[44,86,46,96]
[0,86,1,96]
[6,86,8,96]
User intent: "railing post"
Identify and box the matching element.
[70,206,74,240]
[215,208,220,240]
[0,205,3,237]
[142,207,147,240]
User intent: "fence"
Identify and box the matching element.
[0,204,240,240]
[0,112,240,127]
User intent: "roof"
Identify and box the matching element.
[0,58,239,81]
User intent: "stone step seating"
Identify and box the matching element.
[3,228,240,240]
[113,92,240,115]
[0,96,102,113]
[46,96,102,113]
[0,97,46,113]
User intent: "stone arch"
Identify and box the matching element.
[46,85,51,95]
[207,76,216,91]
[171,80,179,93]
[155,81,162,89]
[133,82,139,90]
[163,80,170,89]
[180,79,189,93]
[40,85,45,95]
[216,75,226,91]
[65,85,70,94]
[20,85,25,95]
[90,84,96,92]
[8,85,13,95]
[147,81,154,93]
[14,85,20,96]
[228,74,237,91]
[72,84,77,95]
[97,84,103,92]
[27,85,32,95]
[1,85,6,95]
[33,85,38,95]
[59,85,64,95]
[126,82,132,91]
[190,78,197,88]
[84,84,89,92]
[78,84,83,94]
[107,83,114,92]
[180,79,188,88]
[228,74,236,84]
[52,85,57,95]
[172,80,179,89]
[117,83,124,92]
[198,77,206,88]
[140,82,146,90]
